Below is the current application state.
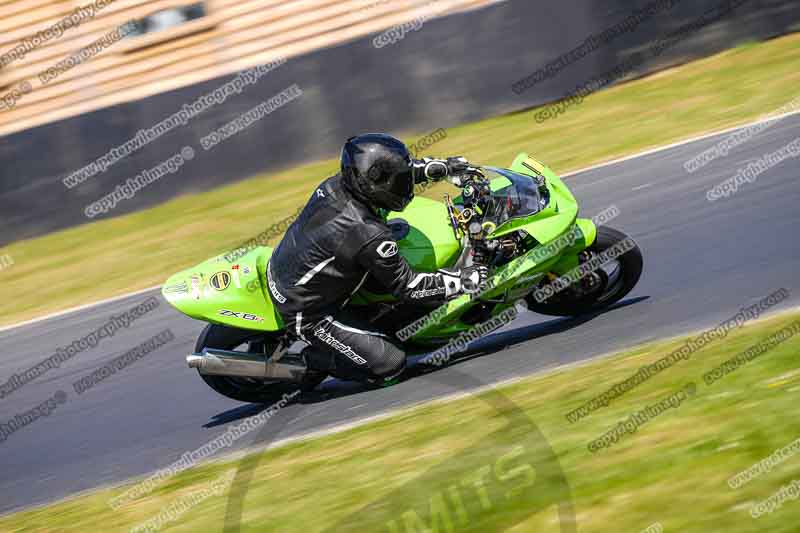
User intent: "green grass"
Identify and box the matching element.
[3,310,800,532]
[1,34,799,326]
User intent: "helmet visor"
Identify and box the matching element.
[375,162,414,212]
[388,164,414,199]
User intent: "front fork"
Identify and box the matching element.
[546,218,598,274]
[496,218,598,303]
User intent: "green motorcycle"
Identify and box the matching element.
[162,153,643,403]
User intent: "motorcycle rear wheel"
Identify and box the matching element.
[195,324,325,404]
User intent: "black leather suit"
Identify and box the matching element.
[267,172,455,384]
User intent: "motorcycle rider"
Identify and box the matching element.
[267,133,488,387]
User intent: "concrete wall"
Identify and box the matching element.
[1,0,798,245]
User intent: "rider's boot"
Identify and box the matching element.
[301,346,407,389]
[365,365,407,389]
[295,346,331,392]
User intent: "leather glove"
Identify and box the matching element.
[446,156,471,175]
[420,158,449,181]
[461,265,489,294]
[418,157,482,185]
[445,157,484,187]
[439,265,489,298]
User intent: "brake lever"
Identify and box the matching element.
[443,194,461,240]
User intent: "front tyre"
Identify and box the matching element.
[526,226,643,317]
[195,325,322,404]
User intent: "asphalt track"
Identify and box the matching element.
[1,115,799,515]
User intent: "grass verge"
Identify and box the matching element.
[3,309,800,532]
[1,33,799,326]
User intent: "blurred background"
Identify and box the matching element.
[1,2,800,530]
[1,0,799,245]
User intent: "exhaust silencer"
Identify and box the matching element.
[186,349,306,382]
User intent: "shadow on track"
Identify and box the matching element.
[198,298,653,532]
[203,403,273,428]
[451,295,650,363]
[205,295,649,422]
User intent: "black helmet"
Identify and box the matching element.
[341,133,414,212]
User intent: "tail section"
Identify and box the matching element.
[161,246,284,331]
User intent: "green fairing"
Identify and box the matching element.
[387,197,462,271]
[550,218,598,274]
[347,198,462,306]
[395,153,598,342]
[163,153,600,343]
[406,224,583,342]
[161,246,284,332]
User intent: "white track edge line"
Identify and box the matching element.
[14,304,797,517]
[3,109,800,333]
[0,285,161,334]
[560,108,800,179]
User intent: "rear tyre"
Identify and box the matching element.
[526,226,643,317]
[195,324,324,404]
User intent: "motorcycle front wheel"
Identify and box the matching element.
[525,226,643,317]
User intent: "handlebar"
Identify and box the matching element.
[448,166,487,188]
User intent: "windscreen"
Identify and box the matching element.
[480,167,546,228]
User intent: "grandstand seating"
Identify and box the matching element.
[0,0,496,137]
